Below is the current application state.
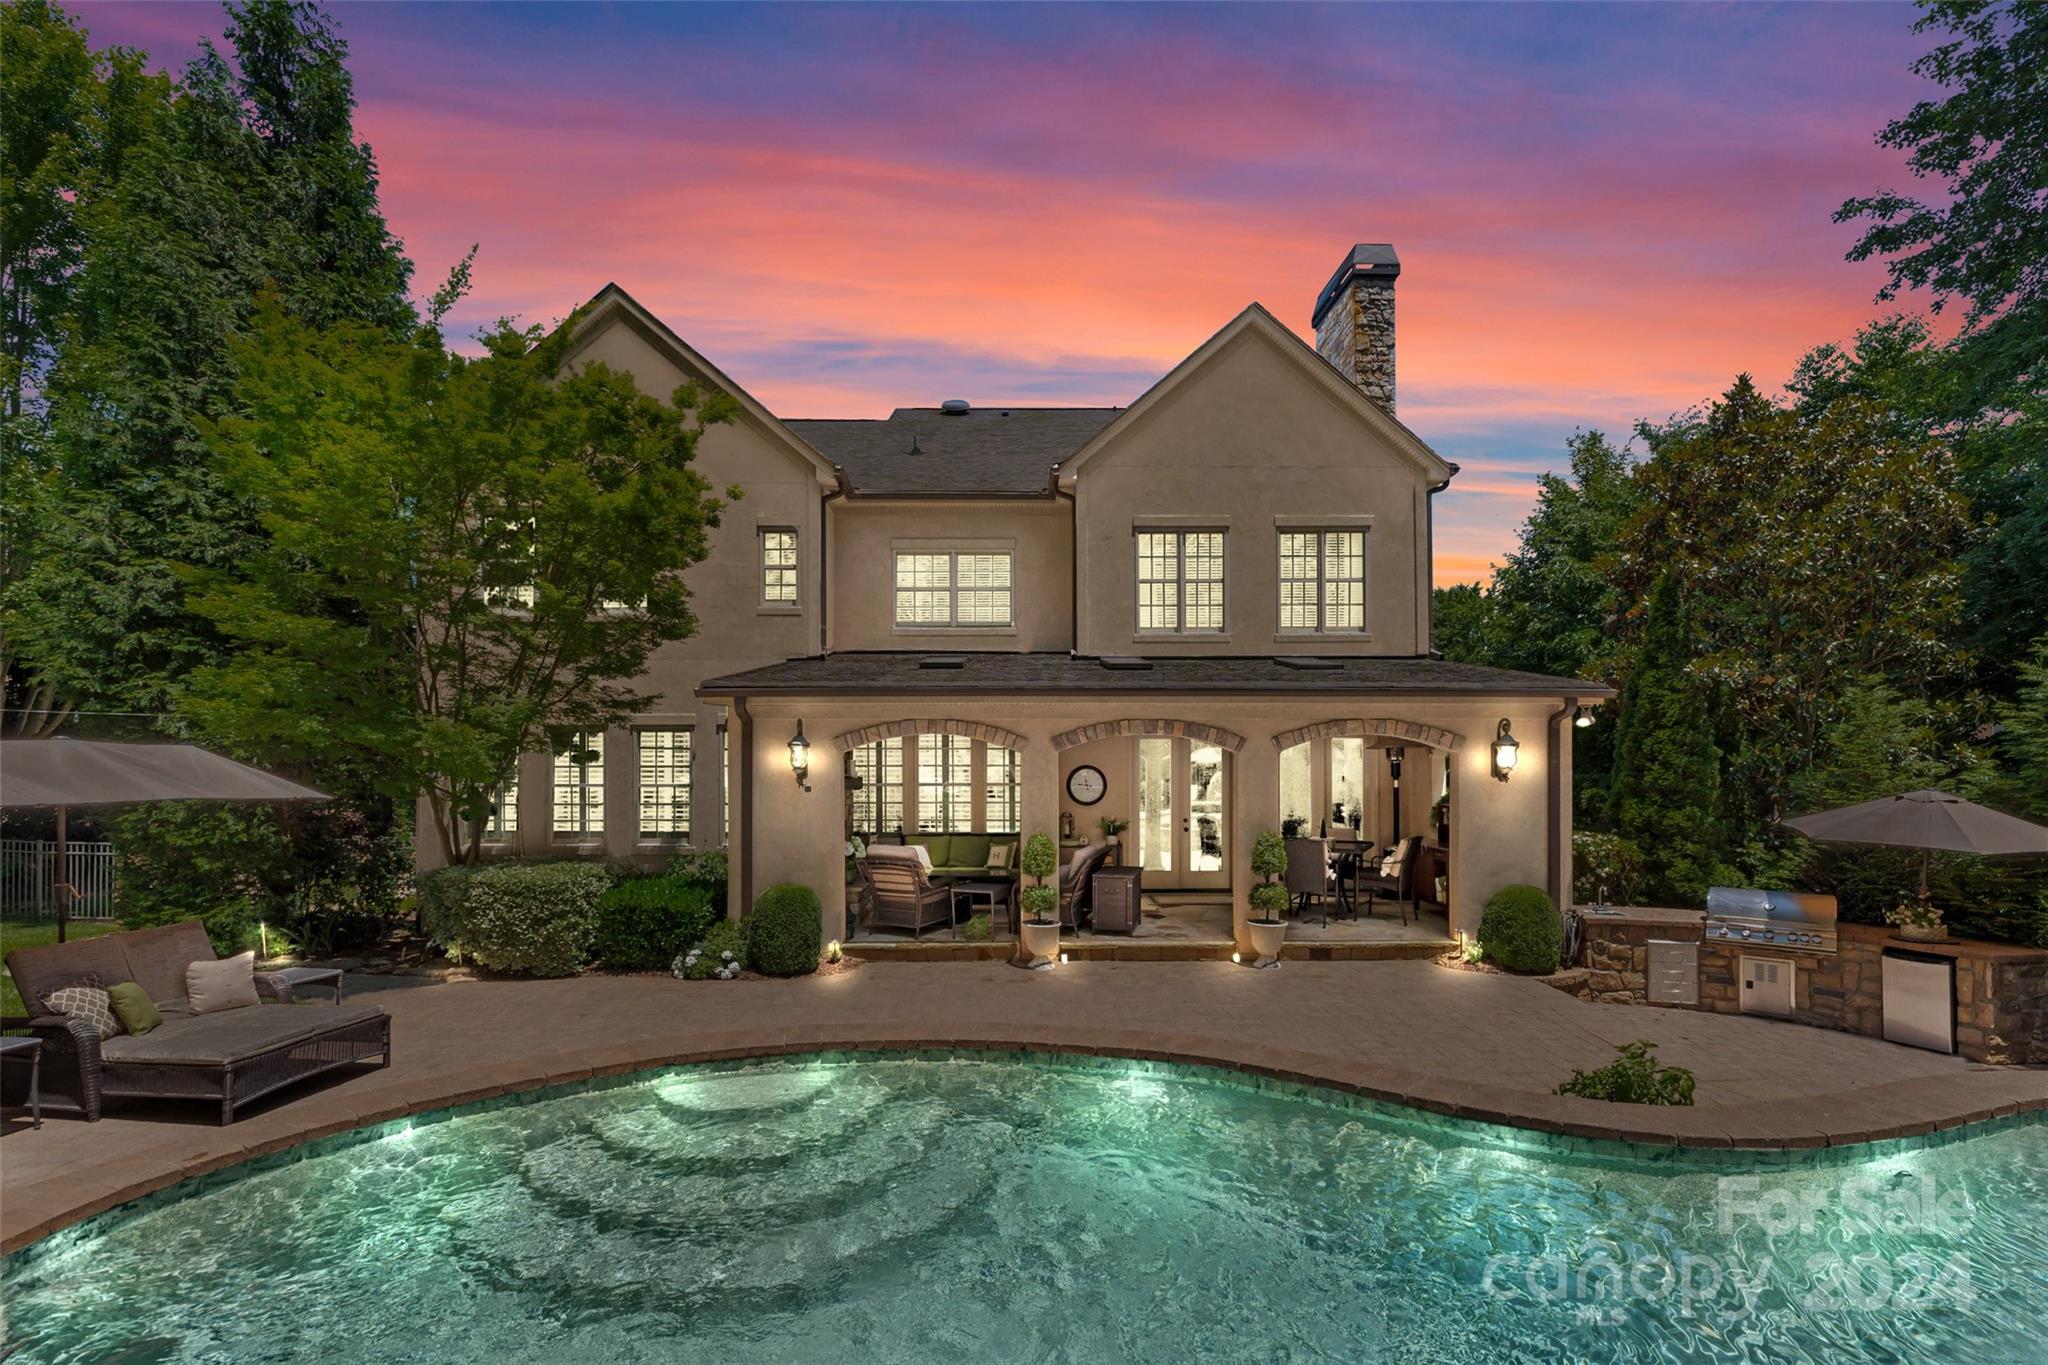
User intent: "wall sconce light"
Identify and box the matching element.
[788,720,811,791]
[1573,705,1596,729]
[1490,719,1520,782]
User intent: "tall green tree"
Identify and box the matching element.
[1837,0,2048,675]
[184,294,737,865]
[1607,576,1723,907]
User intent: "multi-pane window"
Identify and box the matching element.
[637,729,691,842]
[916,733,974,833]
[551,730,604,839]
[761,529,798,605]
[848,737,904,837]
[894,551,1012,628]
[984,745,1021,831]
[482,772,519,842]
[1136,530,1225,633]
[1278,530,1368,632]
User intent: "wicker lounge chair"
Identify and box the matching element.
[3,920,390,1124]
[1057,842,1112,930]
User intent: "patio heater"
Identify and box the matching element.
[1386,747,1405,846]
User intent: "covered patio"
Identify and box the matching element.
[701,652,1606,954]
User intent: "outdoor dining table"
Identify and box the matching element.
[1327,840,1375,919]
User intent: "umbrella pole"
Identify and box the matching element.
[55,805,68,945]
[1918,847,1931,912]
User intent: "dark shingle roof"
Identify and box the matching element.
[699,652,1611,698]
[785,407,1120,495]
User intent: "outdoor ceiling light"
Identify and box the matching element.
[1491,719,1521,782]
[1573,705,1596,729]
[789,720,812,791]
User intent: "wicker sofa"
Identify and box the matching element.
[3,920,390,1124]
[903,832,1020,880]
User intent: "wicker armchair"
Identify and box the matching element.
[1057,843,1113,930]
[3,919,389,1124]
[1357,836,1424,925]
[1285,837,1339,925]
[859,851,956,939]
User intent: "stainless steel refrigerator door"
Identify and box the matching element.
[1881,949,1956,1054]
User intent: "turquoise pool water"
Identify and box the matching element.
[4,1054,2043,1363]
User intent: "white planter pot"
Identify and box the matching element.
[1245,917,1287,968]
[1020,919,1062,970]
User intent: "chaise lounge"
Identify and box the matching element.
[3,920,391,1124]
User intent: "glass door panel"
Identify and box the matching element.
[1136,737,1174,874]
[1187,743,1225,874]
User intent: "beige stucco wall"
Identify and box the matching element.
[1072,329,1432,657]
[724,693,1570,949]
[826,499,1072,653]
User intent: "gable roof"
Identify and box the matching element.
[564,284,840,489]
[1056,303,1458,487]
[786,407,1120,496]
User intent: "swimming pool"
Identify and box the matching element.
[4,1054,2043,1362]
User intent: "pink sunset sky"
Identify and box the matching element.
[80,1,1939,585]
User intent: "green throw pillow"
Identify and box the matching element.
[105,981,162,1037]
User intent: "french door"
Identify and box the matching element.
[1134,738,1231,891]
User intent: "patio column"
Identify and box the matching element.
[1232,734,1278,952]
[1018,723,1061,853]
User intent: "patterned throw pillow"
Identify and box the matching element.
[44,983,124,1038]
[986,844,1014,870]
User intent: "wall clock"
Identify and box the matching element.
[1066,764,1108,806]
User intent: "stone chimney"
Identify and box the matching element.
[1312,244,1399,414]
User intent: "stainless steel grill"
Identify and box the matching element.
[1704,886,1838,954]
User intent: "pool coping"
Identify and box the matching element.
[6,1024,2044,1256]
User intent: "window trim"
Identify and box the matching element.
[1276,527,1371,637]
[634,726,692,845]
[759,526,800,614]
[891,544,1016,632]
[1134,526,1228,636]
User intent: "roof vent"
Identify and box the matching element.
[940,399,971,415]
[1274,655,1342,671]
[918,654,967,670]
[1099,655,1153,671]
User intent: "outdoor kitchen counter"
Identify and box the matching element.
[1574,906,1706,930]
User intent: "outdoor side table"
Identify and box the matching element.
[1,1035,43,1129]
[270,966,346,1005]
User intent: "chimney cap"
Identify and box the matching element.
[1312,244,1400,328]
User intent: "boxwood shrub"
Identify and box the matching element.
[433,861,612,977]
[595,874,717,970]
[1478,883,1562,974]
[417,864,479,945]
[747,883,822,977]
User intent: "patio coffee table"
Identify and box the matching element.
[948,879,1018,934]
[1,1035,42,1129]
[270,966,346,1005]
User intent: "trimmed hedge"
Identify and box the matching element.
[425,861,612,977]
[1478,884,1562,974]
[747,883,822,977]
[417,864,479,945]
[595,874,717,970]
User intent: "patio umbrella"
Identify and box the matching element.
[0,738,329,941]
[1782,789,2048,909]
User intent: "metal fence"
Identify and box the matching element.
[0,839,118,919]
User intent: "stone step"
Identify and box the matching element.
[587,1072,890,1174]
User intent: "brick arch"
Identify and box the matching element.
[832,719,1031,752]
[1270,718,1465,752]
[1052,719,1246,753]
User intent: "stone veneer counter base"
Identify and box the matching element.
[4,960,2044,1253]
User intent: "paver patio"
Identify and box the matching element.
[4,959,2044,1253]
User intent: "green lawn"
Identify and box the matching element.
[2,917,124,1018]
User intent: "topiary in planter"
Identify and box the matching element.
[1478,883,1563,973]
[747,883,822,976]
[1020,832,1058,924]
[1248,831,1289,923]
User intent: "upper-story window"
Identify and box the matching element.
[894,551,1012,628]
[1278,530,1367,633]
[760,528,798,606]
[1136,529,1225,633]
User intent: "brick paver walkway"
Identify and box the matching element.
[4,959,2043,1252]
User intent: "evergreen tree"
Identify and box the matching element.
[1608,576,1723,906]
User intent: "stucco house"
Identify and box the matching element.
[450,244,1610,952]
